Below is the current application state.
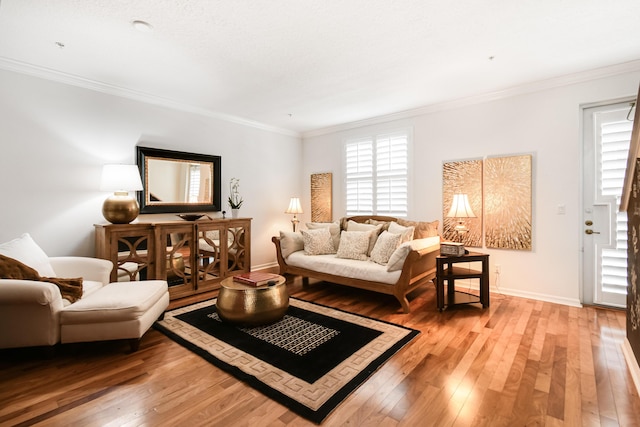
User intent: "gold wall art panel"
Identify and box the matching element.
[311,173,332,222]
[442,159,483,247]
[484,155,532,250]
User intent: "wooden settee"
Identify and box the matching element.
[271,216,440,313]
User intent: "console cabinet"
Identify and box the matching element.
[95,218,251,300]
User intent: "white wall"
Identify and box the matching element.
[302,71,640,306]
[0,69,301,268]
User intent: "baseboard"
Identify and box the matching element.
[454,280,582,307]
[622,339,640,396]
[251,261,279,272]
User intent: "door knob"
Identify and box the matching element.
[585,229,600,235]
[585,220,593,226]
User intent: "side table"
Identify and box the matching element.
[436,252,489,311]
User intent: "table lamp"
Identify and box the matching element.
[101,164,143,224]
[446,193,476,236]
[285,197,303,232]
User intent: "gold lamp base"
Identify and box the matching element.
[102,192,140,224]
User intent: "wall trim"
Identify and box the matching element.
[622,338,640,397]
[0,56,300,138]
[459,281,582,307]
[303,59,640,139]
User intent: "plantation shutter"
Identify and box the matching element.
[600,119,633,296]
[345,131,409,217]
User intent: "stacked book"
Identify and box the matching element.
[233,272,281,287]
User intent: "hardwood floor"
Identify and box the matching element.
[1,278,639,426]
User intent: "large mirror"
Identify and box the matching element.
[136,146,222,213]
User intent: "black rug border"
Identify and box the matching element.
[154,297,419,424]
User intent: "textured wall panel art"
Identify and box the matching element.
[311,173,332,222]
[484,155,532,250]
[442,159,483,247]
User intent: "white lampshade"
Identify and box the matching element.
[285,197,303,214]
[100,165,143,193]
[447,193,476,218]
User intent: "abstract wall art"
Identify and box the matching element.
[311,172,332,222]
[442,159,483,247]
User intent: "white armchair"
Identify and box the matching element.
[0,234,169,352]
[0,257,113,349]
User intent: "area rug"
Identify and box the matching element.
[154,297,419,424]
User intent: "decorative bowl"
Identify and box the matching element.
[177,213,205,221]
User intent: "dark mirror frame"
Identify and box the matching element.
[136,146,222,214]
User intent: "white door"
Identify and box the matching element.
[582,101,634,308]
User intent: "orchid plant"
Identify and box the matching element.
[228,177,243,209]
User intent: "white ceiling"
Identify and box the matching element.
[1,0,639,135]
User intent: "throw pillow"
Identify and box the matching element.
[370,231,402,265]
[397,218,439,239]
[301,228,335,255]
[336,231,370,261]
[279,231,304,258]
[0,254,84,303]
[388,221,415,244]
[306,222,341,251]
[346,220,383,255]
[0,233,56,277]
[366,219,391,232]
[386,243,412,272]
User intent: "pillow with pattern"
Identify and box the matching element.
[301,228,335,255]
[336,231,370,261]
[388,221,415,244]
[306,222,341,250]
[370,231,402,265]
[346,220,383,255]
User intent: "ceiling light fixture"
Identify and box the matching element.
[132,20,153,33]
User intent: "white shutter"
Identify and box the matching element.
[345,139,374,215]
[600,120,632,296]
[345,131,409,217]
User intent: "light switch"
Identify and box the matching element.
[557,204,566,215]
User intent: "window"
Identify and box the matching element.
[345,130,409,216]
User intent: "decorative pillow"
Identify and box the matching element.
[346,220,383,255]
[388,221,415,244]
[386,243,412,272]
[366,219,391,232]
[0,233,56,277]
[370,231,402,265]
[301,228,335,255]
[0,254,83,303]
[397,218,439,239]
[336,231,370,261]
[306,222,341,251]
[279,231,304,258]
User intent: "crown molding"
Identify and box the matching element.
[0,56,301,138]
[302,59,640,139]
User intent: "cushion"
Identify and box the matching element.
[0,254,83,303]
[370,231,402,265]
[346,220,383,255]
[366,219,391,232]
[306,222,341,250]
[386,243,412,272]
[388,221,415,244]
[0,233,56,277]
[336,231,370,261]
[279,231,304,258]
[397,218,439,239]
[301,228,335,255]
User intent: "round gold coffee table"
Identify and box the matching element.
[216,274,288,326]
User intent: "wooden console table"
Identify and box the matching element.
[435,252,489,311]
[95,218,251,300]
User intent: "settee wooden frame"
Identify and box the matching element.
[271,216,439,313]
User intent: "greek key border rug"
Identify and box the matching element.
[154,298,419,424]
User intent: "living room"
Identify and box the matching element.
[2,1,640,425]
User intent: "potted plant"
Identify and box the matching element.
[228,178,243,217]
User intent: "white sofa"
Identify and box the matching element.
[0,234,170,352]
[272,216,440,313]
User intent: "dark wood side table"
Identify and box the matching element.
[436,252,490,311]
